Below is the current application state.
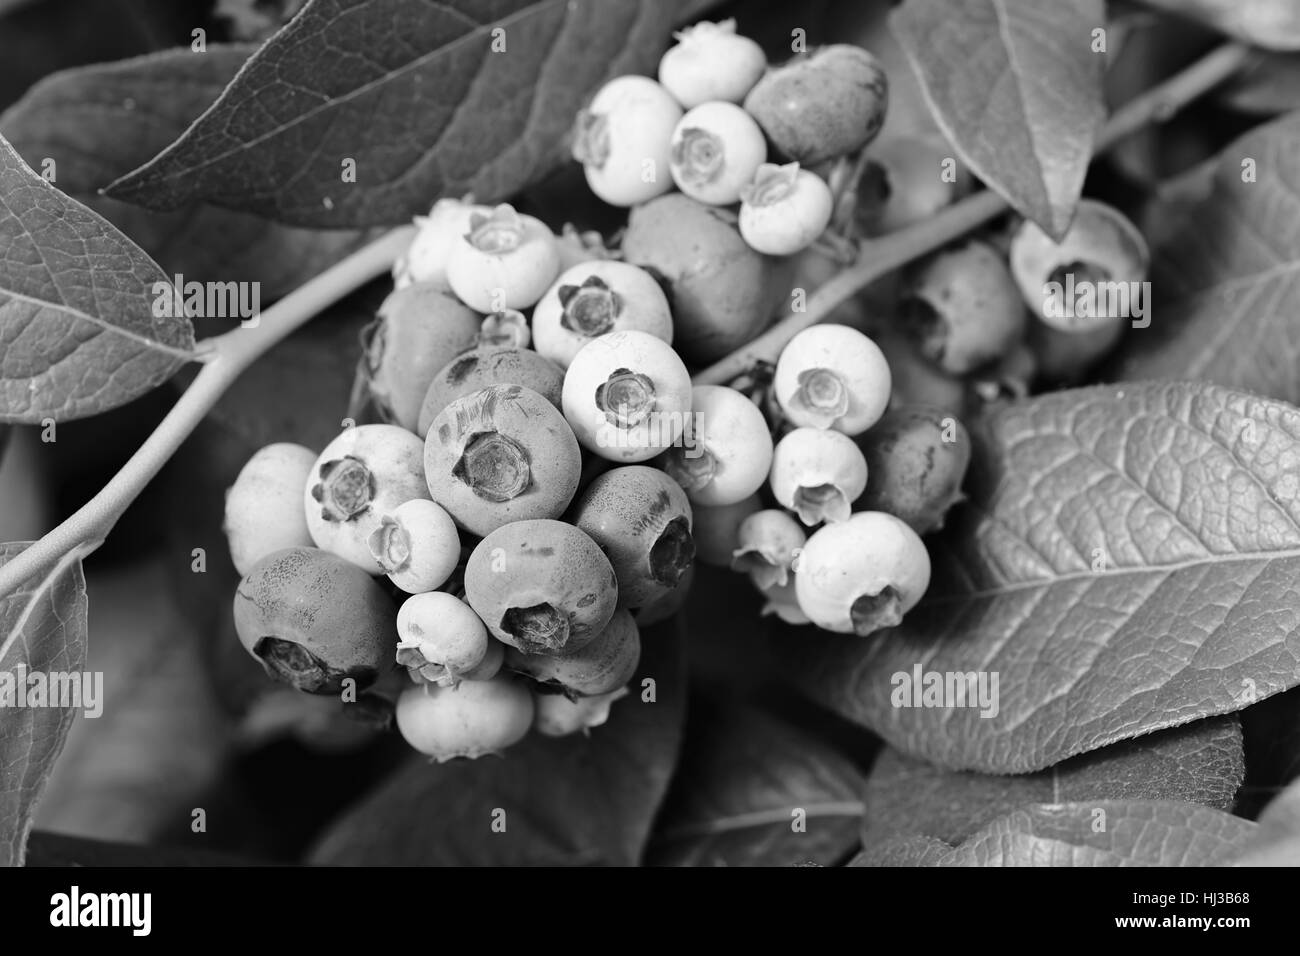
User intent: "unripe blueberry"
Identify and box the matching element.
[477,309,531,349]
[418,346,564,437]
[505,607,641,698]
[395,678,534,761]
[572,465,695,608]
[658,19,766,107]
[393,196,491,289]
[304,425,431,574]
[856,405,970,535]
[756,576,811,626]
[555,223,616,273]
[447,204,560,312]
[396,591,488,686]
[795,511,930,636]
[731,508,805,590]
[562,330,693,463]
[902,241,1026,375]
[572,75,682,207]
[366,281,482,432]
[622,193,792,362]
[369,498,460,593]
[412,636,505,685]
[744,45,889,165]
[739,162,834,256]
[770,427,867,526]
[1009,199,1149,335]
[857,136,967,236]
[669,101,767,205]
[660,385,772,506]
[532,260,673,369]
[774,324,891,435]
[691,493,762,566]
[224,443,317,576]
[464,519,617,655]
[1029,313,1124,385]
[234,547,394,693]
[424,384,581,536]
[533,686,629,736]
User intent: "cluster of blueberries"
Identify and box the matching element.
[222,19,1150,761]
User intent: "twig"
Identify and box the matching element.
[691,41,1253,387]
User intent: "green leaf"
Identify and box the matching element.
[0,132,195,423]
[1114,114,1300,404]
[858,801,1256,866]
[308,619,687,866]
[0,542,87,867]
[1217,53,1300,114]
[890,0,1106,239]
[646,701,865,867]
[785,382,1300,773]
[106,0,683,227]
[862,717,1244,850]
[0,47,378,304]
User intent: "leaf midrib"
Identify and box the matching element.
[114,0,568,184]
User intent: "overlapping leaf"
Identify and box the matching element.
[862,717,1244,849]
[0,47,376,304]
[0,133,194,423]
[786,382,1300,773]
[1139,0,1300,51]
[859,801,1256,866]
[1114,113,1300,405]
[107,0,682,227]
[0,542,87,866]
[891,0,1106,239]
[647,702,865,867]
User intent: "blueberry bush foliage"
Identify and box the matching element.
[3,0,1300,867]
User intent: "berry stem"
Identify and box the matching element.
[691,41,1252,387]
[0,226,414,598]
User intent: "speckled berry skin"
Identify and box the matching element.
[773,324,891,436]
[795,511,930,636]
[532,259,674,369]
[660,384,772,507]
[903,241,1026,375]
[658,19,766,107]
[417,346,565,437]
[224,443,317,576]
[572,465,695,608]
[304,424,431,575]
[464,519,618,656]
[744,45,889,165]
[856,405,970,535]
[395,678,534,761]
[622,193,792,363]
[447,204,561,312]
[424,384,581,537]
[572,75,682,207]
[366,281,482,433]
[561,330,693,463]
[505,607,641,698]
[669,101,768,205]
[739,162,834,256]
[233,547,395,694]
[533,686,628,736]
[1009,199,1148,332]
[393,197,491,289]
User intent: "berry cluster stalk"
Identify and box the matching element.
[0,42,1253,599]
